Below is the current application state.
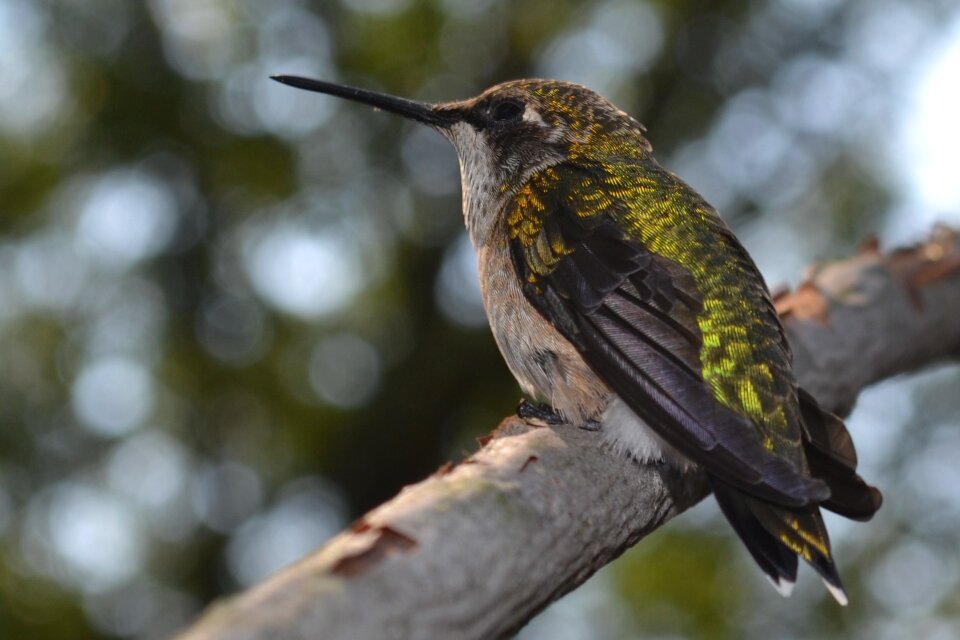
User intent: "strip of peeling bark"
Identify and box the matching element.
[175,226,960,640]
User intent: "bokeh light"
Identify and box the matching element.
[243,221,366,318]
[34,483,146,594]
[71,357,155,438]
[75,170,179,269]
[226,476,346,586]
[308,333,382,409]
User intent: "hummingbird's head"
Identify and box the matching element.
[271,76,650,244]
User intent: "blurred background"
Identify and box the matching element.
[1,0,959,638]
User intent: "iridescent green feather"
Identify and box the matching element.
[508,160,804,467]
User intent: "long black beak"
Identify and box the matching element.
[271,75,460,128]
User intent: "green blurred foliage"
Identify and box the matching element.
[613,529,745,638]
[1,0,959,639]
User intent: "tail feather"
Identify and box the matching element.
[711,478,848,605]
[711,478,798,588]
[709,390,880,604]
[798,388,858,468]
[798,388,883,521]
[805,446,883,520]
[748,499,845,595]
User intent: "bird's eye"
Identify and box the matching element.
[491,99,524,122]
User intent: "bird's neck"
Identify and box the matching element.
[460,157,565,250]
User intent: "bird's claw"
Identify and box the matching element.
[517,399,565,426]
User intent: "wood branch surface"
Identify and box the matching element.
[176,226,960,640]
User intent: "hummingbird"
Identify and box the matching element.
[271,75,882,603]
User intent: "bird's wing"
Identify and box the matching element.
[507,161,828,507]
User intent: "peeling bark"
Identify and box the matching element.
[175,226,960,640]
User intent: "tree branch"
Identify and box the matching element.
[175,226,960,640]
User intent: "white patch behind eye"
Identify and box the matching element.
[524,104,566,142]
[522,104,543,124]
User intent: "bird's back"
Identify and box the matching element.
[506,155,881,602]
[512,157,806,468]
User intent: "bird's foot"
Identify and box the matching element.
[517,399,565,427]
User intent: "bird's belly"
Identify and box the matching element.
[601,397,696,470]
[477,242,610,422]
[476,241,694,468]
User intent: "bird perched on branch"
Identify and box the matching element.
[272,75,882,604]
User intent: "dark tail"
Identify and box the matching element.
[711,478,847,604]
[711,389,882,604]
[798,388,883,521]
